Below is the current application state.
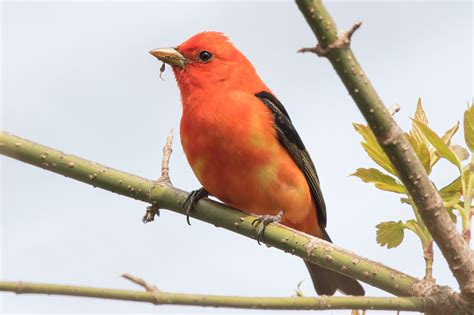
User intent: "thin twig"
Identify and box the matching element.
[158,129,174,184]
[0,280,426,311]
[143,129,174,223]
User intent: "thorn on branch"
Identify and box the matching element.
[389,104,401,116]
[122,273,161,304]
[298,21,362,57]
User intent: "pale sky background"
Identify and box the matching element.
[1,1,472,314]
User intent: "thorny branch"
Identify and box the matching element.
[296,0,474,312]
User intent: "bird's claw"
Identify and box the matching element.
[252,210,284,245]
[183,187,209,225]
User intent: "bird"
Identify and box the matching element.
[149,31,364,296]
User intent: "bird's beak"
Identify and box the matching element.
[149,47,186,68]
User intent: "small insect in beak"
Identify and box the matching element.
[159,63,166,81]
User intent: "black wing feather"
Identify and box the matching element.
[255,91,327,229]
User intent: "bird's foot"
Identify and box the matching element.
[252,210,284,245]
[183,187,209,225]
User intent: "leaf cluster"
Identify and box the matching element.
[352,100,473,259]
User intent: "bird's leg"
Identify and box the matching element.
[252,210,284,245]
[183,187,209,225]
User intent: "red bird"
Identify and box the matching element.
[150,32,364,296]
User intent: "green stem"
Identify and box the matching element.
[0,280,425,311]
[296,0,474,303]
[463,156,474,243]
[0,131,417,296]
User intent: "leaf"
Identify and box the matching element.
[353,123,397,176]
[413,120,462,172]
[464,105,474,152]
[376,221,405,249]
[451,145,470,161]
[406,133,431,173]
[431,122,460,168]
[410,98,429,145]
[351,168,405,194]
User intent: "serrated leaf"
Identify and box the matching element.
[353,123,397,176]
[413,120,462,172]
[451,145,470,161]
[464,105,474,152]
[376,221,405,249]
[431,122,460,168]
[410,98,429,145]
[406,133,431,173]
[352,168,405,194]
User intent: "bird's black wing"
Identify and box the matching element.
[255,91,327,229]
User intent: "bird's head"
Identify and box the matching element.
[150,32,265,94]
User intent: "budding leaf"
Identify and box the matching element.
[353,123,397,176]
[410,98,429,145]
[352,168,405,194]
[406,133,431,173]
[431,122,460,168]
[413,120,462,172]
[376,221,405,249]
[464,105,474,152]
[451,145,470,161]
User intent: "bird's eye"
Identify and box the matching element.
[198,51,213,62]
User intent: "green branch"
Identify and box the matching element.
[0,131,418,296]
[0,280,425,311]
[296,0,474,308]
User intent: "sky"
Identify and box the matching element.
[1,1,473,314]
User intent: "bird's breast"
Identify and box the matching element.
[179,91,281,205]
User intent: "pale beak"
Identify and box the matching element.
[149,47,186,68]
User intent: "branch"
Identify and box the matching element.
[0,280,425,311]
[296,0,474,306]
[0,131,466,312]
[1,131,418,292]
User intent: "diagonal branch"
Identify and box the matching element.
[296,0,474,307]
[0,280,425,311]
[0,130,465,313]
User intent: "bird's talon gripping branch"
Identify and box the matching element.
[298,21,362,57]
[183,187,209,225]
[252,210,284,245]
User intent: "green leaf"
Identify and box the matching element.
[451,145,470,161]
[353,123,397,176]
[431,122,460,168]
[410,98,429,145]
[351,168,405,194]
[376,221,405,249]
[413,120,462,172]
[406,133,431,173]
[464,105,474,152]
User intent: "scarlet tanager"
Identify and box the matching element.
[150,32,364,296]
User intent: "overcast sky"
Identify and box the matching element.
[1,1,473,314]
